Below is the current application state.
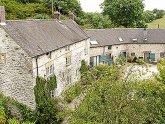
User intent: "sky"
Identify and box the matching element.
[79,0,165,13]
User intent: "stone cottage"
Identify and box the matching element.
[87,29,165,66]
[0,6,90,108]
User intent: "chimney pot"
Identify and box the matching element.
[69,12,75,20]
[54,11,60,20]
[0,6,6,25]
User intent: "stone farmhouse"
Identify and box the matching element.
[87,29,165,66]
[1,4,165,109]
[0,6,90,108]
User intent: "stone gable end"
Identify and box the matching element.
[0,27,35,109]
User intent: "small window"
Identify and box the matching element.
[84,48,88,55]
[65,45,70,51]
[160,52,165,58]
[131,53,135,56]
[67,75,72,84]
[76,69,80,77]
[0,53,6,64]
[108,45,112,50]
[46,64,54,77]
[46,52,51,59]
[50,90,55,97]
[66,56,71,66]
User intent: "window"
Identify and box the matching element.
[65,45,70,51]
[46,64,54,78]
[66,56,71,66]
[108,45,112,50]
[0,53,6,64]
[50,90,55,97]
[67,75,72,84]
[84,48,88,55]
[76,68,80,77]
[46,52,51,59]
[131,53,135,56]
[160,52,165,58]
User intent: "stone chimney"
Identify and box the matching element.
[54,11,60,20]
[0,6,6,25]
[68,12,75,20]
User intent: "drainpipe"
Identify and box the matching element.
[103,46,106,55]
[35,56,39,77]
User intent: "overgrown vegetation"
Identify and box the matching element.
[65,59,165,124]
[34,75,61,124]
[63,82,84,103]
[0,75,60,124]
[0,93,35,124]
[1,0,164,29]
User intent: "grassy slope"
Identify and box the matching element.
[147,16,165,28]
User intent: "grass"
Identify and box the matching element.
[147,16,165,28]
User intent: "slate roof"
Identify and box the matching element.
[87,29,165,47]
[1,19,88,57]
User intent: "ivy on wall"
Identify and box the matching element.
[34,75,61,124]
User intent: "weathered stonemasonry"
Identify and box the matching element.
[0,27,36,109]
[88,29,165,66]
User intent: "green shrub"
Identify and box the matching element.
[116,56,126,65]
[136,58,145,65]
[80,60,89,75]
[8,118,20,124]
[0,100,6,124]
[34,76,59,124]
[64,82,84,103]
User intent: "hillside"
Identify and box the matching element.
[147,16,165,28]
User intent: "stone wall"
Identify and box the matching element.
[32,39,90,96]
[90,43,165,65]
[111,44,165,61]
[0,27,36,109]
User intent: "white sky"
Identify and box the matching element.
[79,0,165,13]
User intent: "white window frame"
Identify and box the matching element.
[65,45,70,51]
[46,64,54,78]
[66,56,71,66]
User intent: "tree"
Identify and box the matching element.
[153,9,165,19]
[16,0,41,3]
[102,0,145,28]
[34,76,60,124]
[156,59,165,84]
[144,10,156,23]
[69,64,165,124]
[43,0,84,17]
[0,0,49,20]
[83,12,112,29]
